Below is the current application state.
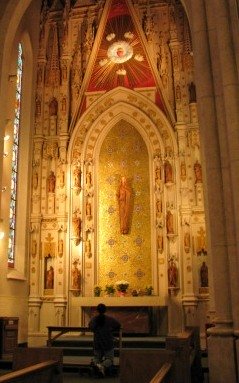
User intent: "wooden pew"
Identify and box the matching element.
[0,347,64,383]
[0,360,59,383]
[120,349,176,383]
[47,326,90,346]
[149,362,173,383]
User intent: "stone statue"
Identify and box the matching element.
[85,239,92,258]
[166,211,174,234]
[45,265,54,289]
[49,98,58,116]
[86,201,92,219]
[155,167,161,187]
[73,166,81,188]
[168,260,178,287]
[72,262,81,290]
[164,161,173,183]
[47,171,56,193]
[194,161,203,183]
[116,176,131,235]
[58,239,63,256]
[200,261,208,287]
[72,212,81,238]
[180,162,187,181]
[156,199,162,216]
[86,171,92,187]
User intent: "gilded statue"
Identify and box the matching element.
[116,176,131,235]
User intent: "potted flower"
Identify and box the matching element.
[145,285,153,296]
[105,284,116,296]
[115,280,129,296]
[94,285,102,297]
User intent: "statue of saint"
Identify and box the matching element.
[200,261,208,287]
[48,171,56,193]
[166,211,174,234]
[73,166,81,188]
[45,265,54,289]
[72,210,81,238]
[194,161,203,183]
[116,176,131,235]
[85,239,92,258]
[72,263,81,290]
[168,260,178,287]
[164,161,173,183]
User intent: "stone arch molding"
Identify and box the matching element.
[68,87,180,296]
[70,86,178,164]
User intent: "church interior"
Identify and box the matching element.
[0,0,238,382]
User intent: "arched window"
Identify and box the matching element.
[8,43,23,268]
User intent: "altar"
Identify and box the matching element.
[78,296,167,335]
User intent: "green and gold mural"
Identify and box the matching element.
[98,121,151,291]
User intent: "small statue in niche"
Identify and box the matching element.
[73,166,81,189]
[164,161,173,183]
[156,199,162,216]
[196,227,207,256]
[168,260,178,288]
[200,261,208,287]
[47,171,56,193]
[166,211,174,234]
[45,265,54,289]
[86,201,92,219]
[72,262,81,290]
[58,239,63,256]
[155,167,161,187]
[85,239,92,258]
[194,161,203,183]
[72,211,81,239]
[86,171,92,187]
[157,233,163,254]
[61,96,67,114]
[49,98,58,117]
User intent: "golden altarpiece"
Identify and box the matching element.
[28,0,209,344]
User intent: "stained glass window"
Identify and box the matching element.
[8,43,23,267]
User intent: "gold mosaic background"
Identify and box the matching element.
[98,121,151,291]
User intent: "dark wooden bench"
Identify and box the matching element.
[47,326,90,347]
[0,360,59,383]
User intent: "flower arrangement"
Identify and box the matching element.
[94,285,102,297]
[105,284,116,295]
[145,285,153,296]
[115,280,129,293]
